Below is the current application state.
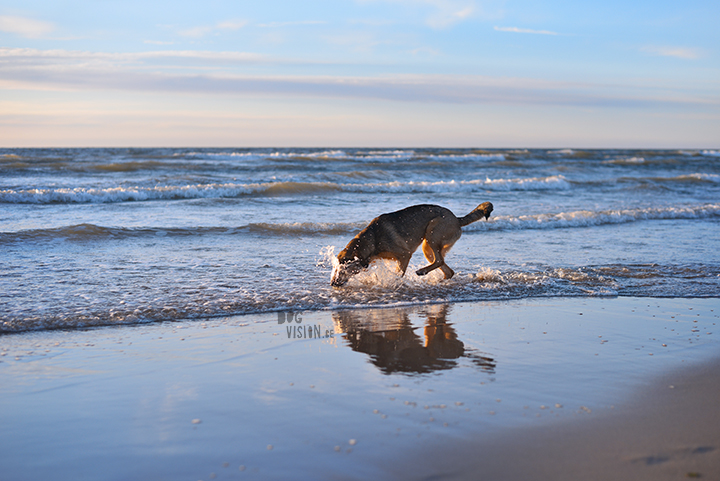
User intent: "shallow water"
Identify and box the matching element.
[1,148,719,332]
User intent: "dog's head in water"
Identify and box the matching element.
[331,234,372,287]
[331,257,366,287]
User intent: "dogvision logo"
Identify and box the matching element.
[277,312,333,339]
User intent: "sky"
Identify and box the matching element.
[0,0,718,148]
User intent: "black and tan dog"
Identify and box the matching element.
[331,202,493,287]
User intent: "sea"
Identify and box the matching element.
[1,148,719,333]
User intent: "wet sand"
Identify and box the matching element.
[0,297,718,480]
[392,354,720,481]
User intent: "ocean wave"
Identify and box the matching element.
[616,173,720,184]
[181,149,505,163]
[5,259,718,334]
[4,203,718,244]
[548,149,595,158]
[603,157,646,164]
[464,204,720,232]
[674,173,720,183]
[0,175,570,204]
[0,222,366,243]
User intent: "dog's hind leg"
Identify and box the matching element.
[416,240,454,278]
[416,217,458,279]
[421,239,436,264]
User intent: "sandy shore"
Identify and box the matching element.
[391,355,720,481]
[0,297,718,480]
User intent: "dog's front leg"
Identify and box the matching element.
[397,254,412,276]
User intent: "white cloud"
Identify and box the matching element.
[1,47,716,110]
[0,15,54,38]
[641,46,701,60]
[178,19,247,38]
[424,0,475,28]
[0,47,265,66]
[494,26,559,35]
[357,0,479,28]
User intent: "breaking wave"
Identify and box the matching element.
[0,175,570,204]
[183,149,506,163]
[463,204,720,232]
[3,259,717,334]
[3,204,718,244]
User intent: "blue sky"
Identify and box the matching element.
[1,0,718,147]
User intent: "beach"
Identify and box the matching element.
[1,296,718,480]
[426,354,720,481]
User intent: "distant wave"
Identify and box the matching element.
[183,149,506,163]
[603,157,646,164]
[617,173,720,184]
[673,173,720,183]
[464,204,720,232]
[5,171,716,205]
[0,222,365,243]
[0,175,570,204]
[4,203,718,244]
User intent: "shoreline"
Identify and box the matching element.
[0,296,718,480]
[4,293,718,336]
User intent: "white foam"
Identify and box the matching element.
[681,173,720,182]
[604,157,645,164]
[362,175,570,193]
[178,149,505,163]
[0,175,571,204]
[465,204,720,232]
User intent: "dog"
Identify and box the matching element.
[331,202,493,287]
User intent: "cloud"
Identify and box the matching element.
[494,26,559,36]
[0,48,266,72]
[1,48,716,110]
[641,46,701,60]
[178,19,247,38]
[0,15,54,38]
[358,0,478,28]
[424,0,475,28]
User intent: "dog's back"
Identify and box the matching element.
[371,204,459,252]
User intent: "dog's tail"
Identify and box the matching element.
[458,202,493,227]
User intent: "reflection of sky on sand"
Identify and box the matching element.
[0,298,718,480]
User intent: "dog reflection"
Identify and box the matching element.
[332,305,495,375]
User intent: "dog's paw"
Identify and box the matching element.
[415,268,428,276]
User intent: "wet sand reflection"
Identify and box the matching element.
[332,304,495,375]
